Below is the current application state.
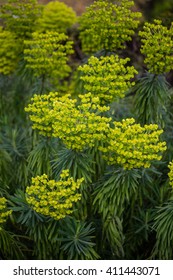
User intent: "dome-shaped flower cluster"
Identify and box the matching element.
[25,92,111,151]
[139,19,173,74]
[168,161,173,188]
[0,0,42,39]
[25,92,58,137]
[0,197,12,224]
[78,55,137,104]
[24,31,74,80]
[99,118,167,169]
[79,0,141,53]
[26,170,83,220]
[0,27,20,75]
[36,0,77,33]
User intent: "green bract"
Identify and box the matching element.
[79,0,141,53]
[25,92,111,151]
[36,0,77,33]
[79,55,138,104]
[139,19,173,74]
[99,118,167,169]
[24,31,74,82]
[0,27,20,75]
[0,0,42,38]
[26,170,83,220]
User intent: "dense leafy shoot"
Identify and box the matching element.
[59,218,99,259]
[133,72,171,126]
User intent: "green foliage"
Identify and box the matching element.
[36,1,77,33]
[152,199,173,259]
[133,72,171,126]
[52,146,94,183]
[2,127,31,188]
[78,55,137,104]
[0,227,25,259]
[8,189,61,259]
[0,146,12,188]
[59,217,99,260]
[139,19,173,74]
[94,167,141,257]
[0,0,42,39]
[27,136,57,178]
[79,0,141,53]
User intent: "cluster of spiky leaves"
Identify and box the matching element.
[24,31,74,81]
[152,199,173,259]
[0,0,42,39]
[0,27,21,75]
[79,0,141,53]
[36,1,77,33]
[93,167,141,257]
[139,19,173,74]
[0,197,12,224]
[25,92,111,151]
[133,72,171,127]
[78,55,138,104]
[59,217,100,260]
[99,118,167,169]
[26,170,83,220]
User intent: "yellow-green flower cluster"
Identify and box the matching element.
[24,31,74,80]
[0,0,42,38]
[0,197,12,224]
[36,1,77,33]
[26,170,83,220]
[52,93,111,150]
[79,0,141,53]
[25,92,59,137]
[99,118,167,169]
[139,19,173,74]
[25,92,111,151]
[168,161,173,188]
[0,27,20,75]
[78,55,137,104]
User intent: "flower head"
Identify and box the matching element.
[0,197,12,224]
[26,170,83,220]
[99,118,167,169]
[79,0,141,53]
